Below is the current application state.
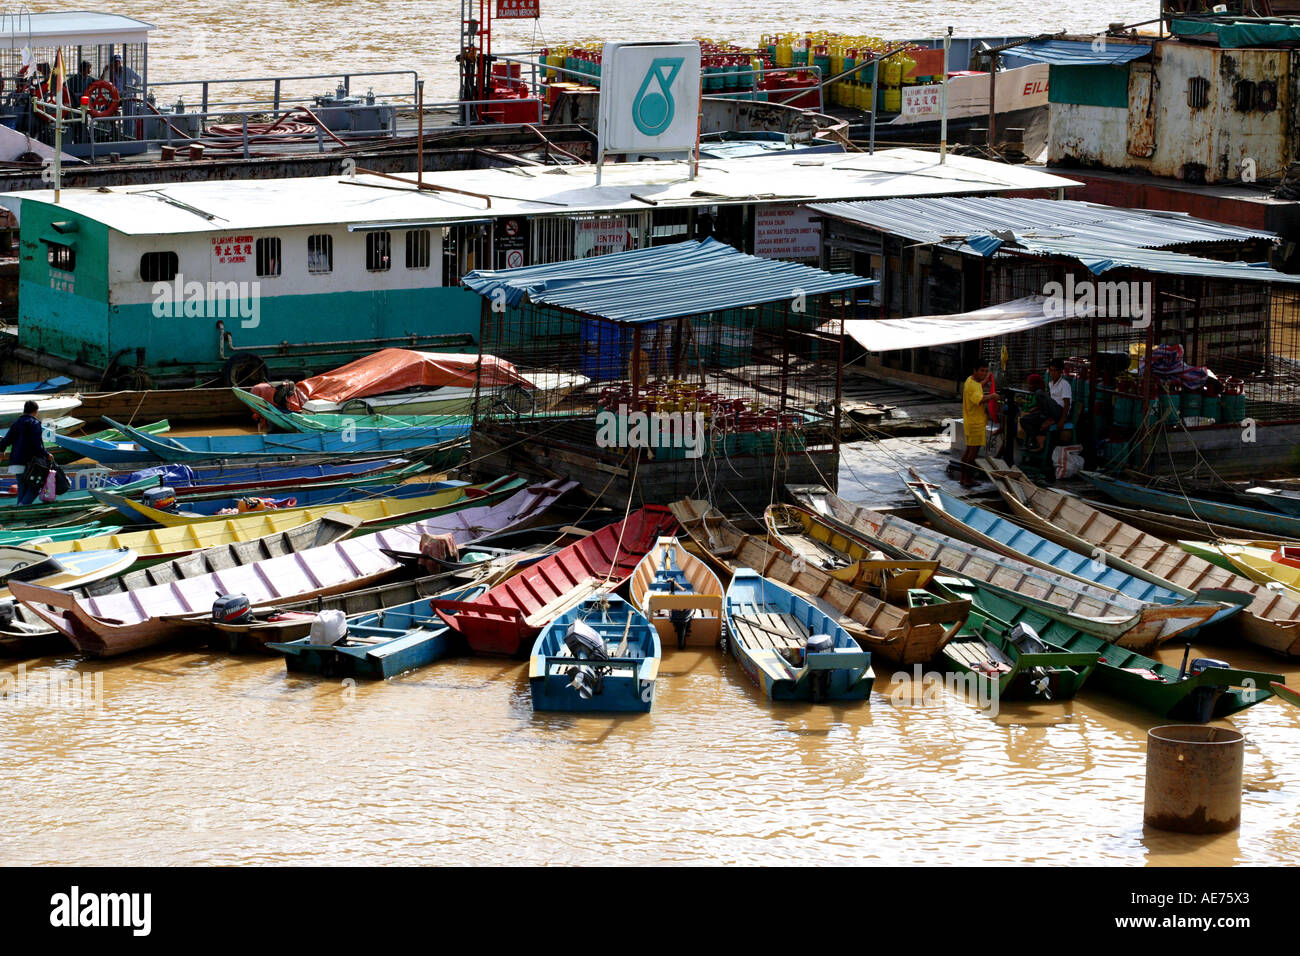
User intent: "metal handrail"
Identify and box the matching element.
[146,69,421,114]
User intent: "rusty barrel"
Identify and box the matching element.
[1144,724,1244,834]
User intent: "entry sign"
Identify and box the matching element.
[598,41,701,156]
[496,0,538,18]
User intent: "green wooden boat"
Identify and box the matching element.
[910,587,1099,702]
[940,579,1285,722]
[234,388,470,433]
[52,419,170,464]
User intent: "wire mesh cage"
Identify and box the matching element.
[473,295,845,468]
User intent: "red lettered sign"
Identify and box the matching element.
[496,0,539,18]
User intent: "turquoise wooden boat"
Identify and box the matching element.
[910,587,1099,702]
[53,419,169,464]
[88,417,471,466]
[235,388,471,433]
[528,594,661,713]
[1083,471,1300,539]
[724,568,873,703]
[0,522,109,546]
[904,470,1248,630]
[265,584,488,679]
[941,579,1286,722]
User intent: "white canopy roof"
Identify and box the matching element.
[0,12,154,49]
[0,149,1080,237]
[837,295,1094,352]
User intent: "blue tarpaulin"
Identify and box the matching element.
[461,238,875,324]
[1005,39,1151,66]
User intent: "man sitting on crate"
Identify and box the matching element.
[1019,373,1067,453]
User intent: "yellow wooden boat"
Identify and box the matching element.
[1181,540,1300,599]
[763,504,940,598]
[33,509,359,562]
[84,477,523,530]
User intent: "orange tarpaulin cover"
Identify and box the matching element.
[289,349,532,410]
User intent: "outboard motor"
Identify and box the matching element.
[1007,622,1052,698]
[0,602,14,627]
[1006,622,1047,654]
[1190,658,1230,675]
[665,578,693,650]
[805,632,836,703]
[308,609,349,647]
[212,593,253,625]
[143,486,177,513]
[564,619,609,699]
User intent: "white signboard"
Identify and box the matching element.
[901,83,942,117]
[597,41,701,157]
[575,216,630,258]
[754,204,820,260]
[891,64,1050,125]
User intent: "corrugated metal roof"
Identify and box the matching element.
[1006,38,1151,66]
[0,12,154,48]
[0,149,1079,237]
[808,197,1275,249]
[1008,235,1300,284]
[462,238,876,323]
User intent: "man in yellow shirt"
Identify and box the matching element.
[960,359,991,488]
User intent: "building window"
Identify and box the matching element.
[46,241,75,272]
[307,234,333,274]
[255,237,281,277]
[405,229,431,269]
[140,251,179,282]
[1187,76,1209,110]
[366,231,392,272]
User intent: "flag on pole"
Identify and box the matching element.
[51,48,65,104]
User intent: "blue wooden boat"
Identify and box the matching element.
[1082,471,1300,539]
[723,568,874,703]
[904,471,1250,630]
[93,478,464,523]
[82,458,411,492]
[75,417,471,466]
[264,584,488,679]
[0,376,73,395]
[528,595,661,713]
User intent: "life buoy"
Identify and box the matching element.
[84,80,119,118]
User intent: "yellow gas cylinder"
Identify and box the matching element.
[776,35,792,67]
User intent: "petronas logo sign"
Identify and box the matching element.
[632,57,684,136]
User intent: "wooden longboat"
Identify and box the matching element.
[628,537,724,650]
[724,568,873,703]
[9,480,576,658]
[266,582,491,679]
[903,469,1243,630]
[911,586,1099,703]
[983,461,1300,659]
[528,595,662,713]
[668,499,968,666]
[764,504,941,596]
[435,505,680,657]
[0,513,360,657]
[1082,471,1300,539]
[785,487,1219,655]
[942,579,1286,722]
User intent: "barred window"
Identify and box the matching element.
[405,229,431,269]
[366,231,392,272]
[140,251,178,282]
[255,237,282,277]
[307,234,333,274]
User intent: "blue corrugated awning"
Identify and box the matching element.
[461,238,875,323]
[1008,235,1300,284]
[1007,39,1151,66]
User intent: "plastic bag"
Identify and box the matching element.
[38,466,57,502]
[1053,444,1084,480]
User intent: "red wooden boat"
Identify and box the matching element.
[11,479,577,658]
[434,505,679,656]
